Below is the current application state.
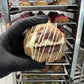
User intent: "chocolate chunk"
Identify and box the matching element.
[35,32,58,44]
[36,44,60,53]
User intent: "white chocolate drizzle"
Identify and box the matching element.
[37,24,47,61]
[32,25,39,59]
[45,24,56,61]
[46,23,57,62]
[25,22,65,62]
[38,22,49,62]
[26,26,34,42]
[26,26,34,57]
[48,23,58,62]
[55,33,64,60]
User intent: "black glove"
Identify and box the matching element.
[0,15,48,78]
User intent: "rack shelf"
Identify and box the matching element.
[22,65,67,74]
[22,78,66,82]
[46,54,70,66]
[56,22,76,25]
[74,66,84,84]
[10,4,79,11]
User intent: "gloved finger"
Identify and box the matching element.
[5,15,48,39]
[11,55,46,72]
[0,45,45,78]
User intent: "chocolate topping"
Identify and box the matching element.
[34,30,62,53]
[35,32,58,44]
[36,44,60,53]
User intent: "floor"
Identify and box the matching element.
[0,74,14,84]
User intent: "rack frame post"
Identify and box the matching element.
[70,0,84,81]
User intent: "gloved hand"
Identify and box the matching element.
[0,15,48,78]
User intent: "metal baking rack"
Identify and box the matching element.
[10,4,79,11]
[1,0,84,84]
[74,62,84,84]
[56,22,76,25]
[10,17,77,26]
[22,77,66,82]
